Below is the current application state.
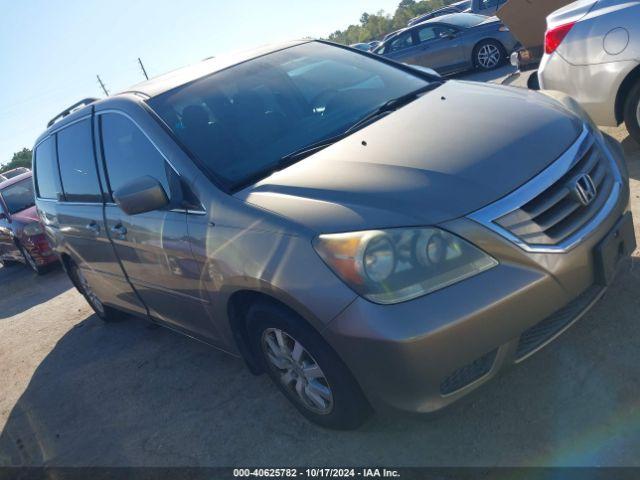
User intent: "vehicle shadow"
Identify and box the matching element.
[0,264,72,320]
[453,64,517,84]
[1,258,639,467]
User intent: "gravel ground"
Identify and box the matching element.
[1,68,640,467]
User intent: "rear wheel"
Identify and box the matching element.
[473,40,505,71]
[246,301,372,430]
[623,80,640,144]
[68,260,125,322]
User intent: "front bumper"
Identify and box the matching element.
[323,136,633,414]
[538,52,637,127]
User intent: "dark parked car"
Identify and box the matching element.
[407,1,471,27]
[0,172,57,273]
[375,13,517,74]
[469,0,507,16]
[33,40,633,429]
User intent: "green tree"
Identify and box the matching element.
[327,0,457,45]
[1,148,32,173]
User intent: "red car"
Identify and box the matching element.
[0,172,57,273]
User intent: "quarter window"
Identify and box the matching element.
[57,119,102,202]
[34,136,61,200]
[100,114,170,197]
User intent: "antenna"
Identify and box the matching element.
[138,57,149,80]
[96,75,109,96]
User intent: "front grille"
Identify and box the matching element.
[440,349,497,395]
[496,141,613,246]
[515,285,603,361]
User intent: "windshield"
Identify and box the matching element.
[1,178,35,214]
[148,42,433,190]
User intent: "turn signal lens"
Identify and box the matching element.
[545,22,576,55]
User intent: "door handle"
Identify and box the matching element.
[110,224,127,240]
[86,221,101,235]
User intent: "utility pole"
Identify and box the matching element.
[138,57,149,80]
[96,75,109,96]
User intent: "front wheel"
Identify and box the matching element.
[473,40,505,71]
[68,260,125,322]
[247,301,372,430]
[623,80,640,144]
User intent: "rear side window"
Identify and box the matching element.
[100,113,170,196]
[388,32,415,53]
[57,119,102,202]
[417,26,438,42]
[34,137,61,200]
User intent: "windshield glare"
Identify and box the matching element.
[1,178,35,214]
[148,42,431,189]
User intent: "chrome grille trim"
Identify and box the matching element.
[468,126,623,254]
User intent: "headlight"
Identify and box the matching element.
[23,222,44,236]
[314,227,498,304]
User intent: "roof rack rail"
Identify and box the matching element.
[47,97,100,128]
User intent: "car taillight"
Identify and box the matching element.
[545,21,576,55]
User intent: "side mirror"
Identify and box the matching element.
[113,176,169,215]
[0,212,6,221]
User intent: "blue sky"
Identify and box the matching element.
[0,0,399,166]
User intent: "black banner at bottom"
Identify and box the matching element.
[2,467,640,480]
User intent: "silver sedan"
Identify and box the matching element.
[539,0,640,142]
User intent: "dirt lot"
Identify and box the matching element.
[1,70,640,467]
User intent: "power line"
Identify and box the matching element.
[138,57,149,80]
[96,75,109,96]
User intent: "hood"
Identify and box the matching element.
[10,205,38,225]
[236,81,583,234]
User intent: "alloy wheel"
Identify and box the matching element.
[75,266,106,316]
[477,44,501,69]
[261,328,334,415]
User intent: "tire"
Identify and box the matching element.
[527,71,540,91]
[18,243,44,275]
[473,40,505,71]
[246,301,372,430]
[68,260,125,322]
[623,80,640,145]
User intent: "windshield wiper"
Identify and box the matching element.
[345,82,442,135]
[277,82,443,167]
[278,131,352,166]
